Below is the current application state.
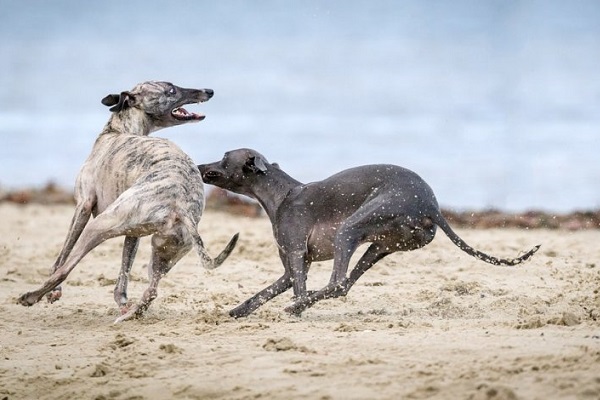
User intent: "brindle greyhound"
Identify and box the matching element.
[198,148,540,317]
[18,81,238,323]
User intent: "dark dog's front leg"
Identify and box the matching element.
[286,251,309,298]
[230,274,292,318]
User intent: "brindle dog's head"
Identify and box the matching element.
[101,81,213,131]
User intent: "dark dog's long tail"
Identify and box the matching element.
[193,231,240,270]
[432,212,540,266]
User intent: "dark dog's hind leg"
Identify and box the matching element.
[285,243,390,315]
[341,243,390,295]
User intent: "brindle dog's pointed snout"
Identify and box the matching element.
[185,87,213,103]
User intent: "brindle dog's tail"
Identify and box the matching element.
[192,230,239,270]
[432,212,540,266]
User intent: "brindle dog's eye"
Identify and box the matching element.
[168,87,176,95]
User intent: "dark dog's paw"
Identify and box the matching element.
[291,291,316,300]
[329,284,347,298]
[229,306,250,319]
[284,300,307,316]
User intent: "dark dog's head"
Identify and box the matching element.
[198,148,272,196]
[101,81,213,132]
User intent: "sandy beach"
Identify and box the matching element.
[1,203,599,400]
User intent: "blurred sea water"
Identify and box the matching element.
[0,0,599,212]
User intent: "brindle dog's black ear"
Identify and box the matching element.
[244,156,268,174]
[101,94,120,107]
[101,91,134,112]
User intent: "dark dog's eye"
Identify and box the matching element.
[167,87,176,95]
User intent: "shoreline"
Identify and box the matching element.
[2,183,598,230]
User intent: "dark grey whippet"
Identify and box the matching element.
[18,81,238,323]
[198,148,539,317]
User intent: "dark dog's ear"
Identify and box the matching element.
[101,91,135,112]
[243,156,268,174]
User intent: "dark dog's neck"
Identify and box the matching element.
[251,168,302,222]
[101,110,153,136]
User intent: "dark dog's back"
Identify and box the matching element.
[284,164,440,225]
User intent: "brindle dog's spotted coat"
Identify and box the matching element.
[18,81,238,323]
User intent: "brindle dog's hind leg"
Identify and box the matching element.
[115,225,192,323]
[47,199,95,303]
[114,236,140,313]
[18,209,127,307]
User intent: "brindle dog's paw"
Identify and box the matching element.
[114,304,143,324]
[118,301,134,316]
[46,289,62,304]
[17,292,40,306]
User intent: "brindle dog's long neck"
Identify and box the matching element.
[101,109,152,136]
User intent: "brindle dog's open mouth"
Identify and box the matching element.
[171,105,205,121]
